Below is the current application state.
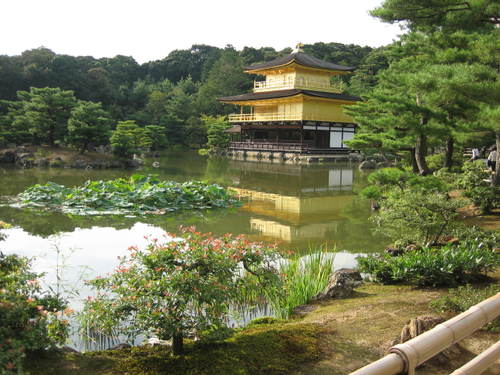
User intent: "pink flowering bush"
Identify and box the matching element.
[80,227,281,355]
[0,254,70,375]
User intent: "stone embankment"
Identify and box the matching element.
[0,146,143,169]
[222,149,396,167]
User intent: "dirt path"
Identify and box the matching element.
[293,284,499,375]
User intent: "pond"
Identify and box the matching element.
[0,151,386,348]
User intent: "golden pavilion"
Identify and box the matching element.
[219,44,360,155]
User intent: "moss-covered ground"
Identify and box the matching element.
[25,280,499,375]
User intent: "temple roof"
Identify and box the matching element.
[218,89,360,103]
[245,52,355,73]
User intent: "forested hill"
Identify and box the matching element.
[0,42,388,147]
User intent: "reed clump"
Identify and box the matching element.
[268,250,335,319]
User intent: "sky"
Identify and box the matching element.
[2,0,403,63]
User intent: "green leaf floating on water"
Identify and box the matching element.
[15,175,241,215]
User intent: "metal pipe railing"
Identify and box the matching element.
[350,293,500,375]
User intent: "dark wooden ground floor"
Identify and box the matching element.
[229,122,356,154]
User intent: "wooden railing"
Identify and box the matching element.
[350,293,500,375]
[228,112,343,123]
[253,79,342,93]
[228,113,302,122]
[229,141,309,152]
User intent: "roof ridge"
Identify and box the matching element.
[244,51,355,72]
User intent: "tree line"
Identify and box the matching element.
[0,43,384,153]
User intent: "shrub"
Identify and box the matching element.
[426,153,445,171]
[365,168,448,195]
[451,226,500,250]
[202,115,231,151]
[456,161,499,213]
[0,254,69,374]
[433,168,460,186]
[357,242,499,287]
[430,284,500,332]
[110,120,152,158]
[66,101,111,153]
[145,125,168,151]
[79,228,281,355]
[198,148,209,156]
[426,151,464,171]
[371,190,463,245]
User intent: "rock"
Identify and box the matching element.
[371,153,388,162]
[349,153,363,162]
[109,160,122,168]
[50,157,65,168]
[405,244,421,252]
[95,145,108,154]
[145,337,171,346]
[335,156,349,162]
[385,246,405,257]
[90,159,108,169]
[15,152,35,167]
[36,158,50,167]
[109,343,131,350]
[125,159,142,168]
[376,161,393,168]
[359,160,376,170]
[16,152,32,160]
[399,316,445,343]
[385,243,421,256]
[60,346,79,353]
[0,150,16,163]
[292,304,318,316]
[71,159,87,169]
[313,268,363,300]
[440,236,460,246]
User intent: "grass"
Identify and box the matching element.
[26,322,323,375]
[269,251,335,319]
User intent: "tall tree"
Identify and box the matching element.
[346,55,444,175]
[347,46,392,96]
[15,87,77,146]
[160,77,199,146]
[110,120,152,158]
[66,101,111,153]
[197,47,252,116]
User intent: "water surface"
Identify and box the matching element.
[0,151,387,347]
[1,153,386,291]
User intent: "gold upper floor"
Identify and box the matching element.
[252,68,343,93]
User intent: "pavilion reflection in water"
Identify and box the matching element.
[230,161,355,245]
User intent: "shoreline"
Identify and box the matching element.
[0,146,143,169]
